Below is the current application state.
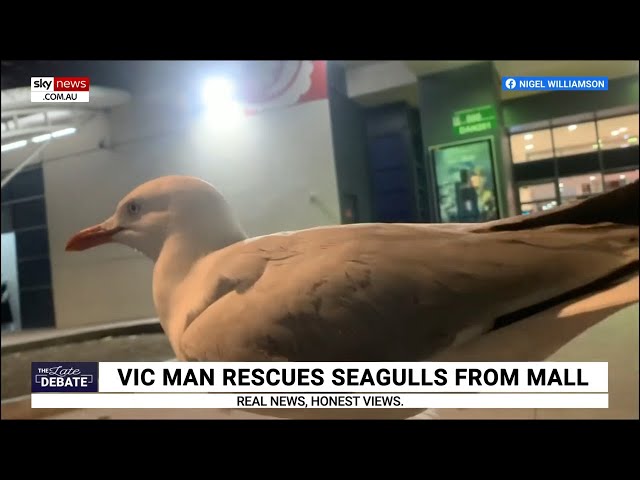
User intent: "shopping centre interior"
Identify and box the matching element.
[1,60,638,333]
[0,60,638,420]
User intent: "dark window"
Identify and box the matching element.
[371,167,411,193]
[19,288,55,329]
[556,152,600,177]
[18,258,52,288]
[5,168,44,201]
[375,190,414,222]
[11,198,47,230]
[15,227,49,258]
[1,205,12,233]
[602,145,640,170]
[2,165,56,329]
[369,134,408,170]
[513,159,556,182]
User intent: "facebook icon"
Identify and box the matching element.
[501,76,608,91]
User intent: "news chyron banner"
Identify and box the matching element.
[31,362,609,410]
[31,77,90,103]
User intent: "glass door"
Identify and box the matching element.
[431,139,500,223]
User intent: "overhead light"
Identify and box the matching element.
[524,133,534,140]
[619,127,628,133]
[611,130,620,136]
[567,125,577,131]
[592,144,598,149]
[201,77,245,128]
[628,137,638,143]
[32,133,52,143]
[620,174,626,180]
[525,144,534,150]
[1,140,28,152]
[51,127,76,138]
[559,182,564,188]
[589,175,596,181]
[31,127,76,144]
[202,77,235,106]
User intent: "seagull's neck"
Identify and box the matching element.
[152,228,247,352]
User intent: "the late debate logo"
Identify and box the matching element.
[32,362,98,393]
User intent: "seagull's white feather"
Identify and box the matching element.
[65,175,639,419]
[174,221,637,362]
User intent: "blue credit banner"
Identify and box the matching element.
[502,76,608,91]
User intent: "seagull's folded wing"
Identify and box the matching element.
[179,222,638,363]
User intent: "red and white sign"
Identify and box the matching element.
[235,61,327,114]
[31,77,90,103]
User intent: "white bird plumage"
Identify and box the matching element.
[65,175,639,419]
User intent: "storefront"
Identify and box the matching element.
[508,111,639,215]
[328,62,639,225]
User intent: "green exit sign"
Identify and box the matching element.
[452,105,497,136]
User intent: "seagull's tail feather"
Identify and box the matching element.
[477,179,639,233]
[478,180,639,331]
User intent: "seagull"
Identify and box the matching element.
[65,176,638,419]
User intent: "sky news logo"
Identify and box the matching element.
[32,362,98,393]
[31,77,90,103]
[502,76,608,91]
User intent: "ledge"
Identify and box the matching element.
[1,318,163,354]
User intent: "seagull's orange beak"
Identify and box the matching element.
[65,224,124,251]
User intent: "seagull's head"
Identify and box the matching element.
[65,175,246,260]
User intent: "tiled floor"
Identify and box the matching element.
[47,407,275,420]
[431,276,639,420]
[45,406,437,420]
[535,302,638,420]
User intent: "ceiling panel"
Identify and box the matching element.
[346,60,640,105]
[404,60,484,76]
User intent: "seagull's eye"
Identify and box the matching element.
[127,202,141,215]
